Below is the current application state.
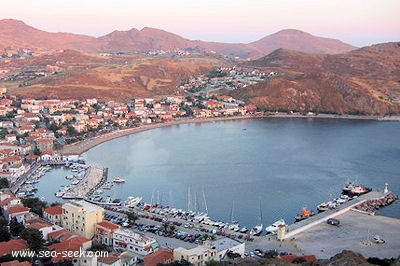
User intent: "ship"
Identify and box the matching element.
[342,180,372,197]
[265,219,286,235]
[124,196,142,207]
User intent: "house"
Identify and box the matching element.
[203,238,245,260]
[97,253,121,266]
[0,239,29,257]
[25,217,58,240]
[173,246,218,266]
[47,231,92,264]
[144,249,173,266]
[43,205,63,226]
[5,134,17,143]
[95,220,120,247]
[113,228,158,256]
[35,138,53,153]
[1,260,32,266]
[4,205,30,222]
[62,200,104,238]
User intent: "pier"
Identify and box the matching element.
[283,191,396,240]
[62,165,106,199]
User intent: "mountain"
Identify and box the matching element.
[250,29,356,55]
[0,19,356,59]
[231,42,400,115]
[0,19,98,52]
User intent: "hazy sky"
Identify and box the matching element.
[1,0,399,47]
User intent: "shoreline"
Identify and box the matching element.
[59,113,400,156]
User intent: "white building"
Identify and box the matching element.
[113,228,158,256]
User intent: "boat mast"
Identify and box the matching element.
[187,187,191,212]
[202,189,208,215]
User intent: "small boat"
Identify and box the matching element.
[317,201,337,212]
[228,222,240,232]
[265,219,286,235]
[249,198,263,236]
[249,224,263,236]
[65,175,74,180]
[295,207,314,222]
[55,191,65,197]
[103,182,113,190]
[239,226,248,233]
[113,177,126,183]
[71,179,80,185]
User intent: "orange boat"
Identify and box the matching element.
[295,207,314,222]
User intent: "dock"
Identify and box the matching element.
[283,191,395,239]
[62,165,106,199]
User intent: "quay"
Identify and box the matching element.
[62,165,106,199]
[245,190,399,259]
[283,191,396,239]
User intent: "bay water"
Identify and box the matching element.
[36,118,400,228]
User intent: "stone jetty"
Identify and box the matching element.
[62,165,106,199]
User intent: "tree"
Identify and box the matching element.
[20,228,44,252]
[205,260,222,266]
[0,226,11,242]
[127,211,139,225]
[22,197,47,217]
[0,178,9,189]
[9,217,25,236]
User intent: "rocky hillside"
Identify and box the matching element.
[4,49,225,100]
[0,19,355,59]
[232,42,400,115]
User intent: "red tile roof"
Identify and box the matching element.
[96,220,120,231]
[97,253,121,265]
[27,221,53,230]
[44,205,63,215]
[8,205,29,215]
[144,249,173,266]
[1,260,32,266]
[0,239,29,256]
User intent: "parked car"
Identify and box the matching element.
[327,218,340,226]
[373,235,385,244]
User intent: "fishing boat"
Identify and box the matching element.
[113,177,126,183]
[295,207,314,222]
[124,196,143,207]
[265,219,286,235]
[65,175,74,180]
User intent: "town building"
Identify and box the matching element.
[62,200,104,238]
[113,228,158,256]
[173,246,218,266]
[95,220,120,247]
[43,205,63,226]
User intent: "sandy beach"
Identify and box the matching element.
[59,113,400,156]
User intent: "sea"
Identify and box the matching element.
[35,117,400,229]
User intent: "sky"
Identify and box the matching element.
[1,0,399,47]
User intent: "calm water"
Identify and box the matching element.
[36,118,400,228]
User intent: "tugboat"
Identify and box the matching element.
[342,179,372,197]
[295,207,314,222]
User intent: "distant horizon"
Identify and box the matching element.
[1,0,399,47]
